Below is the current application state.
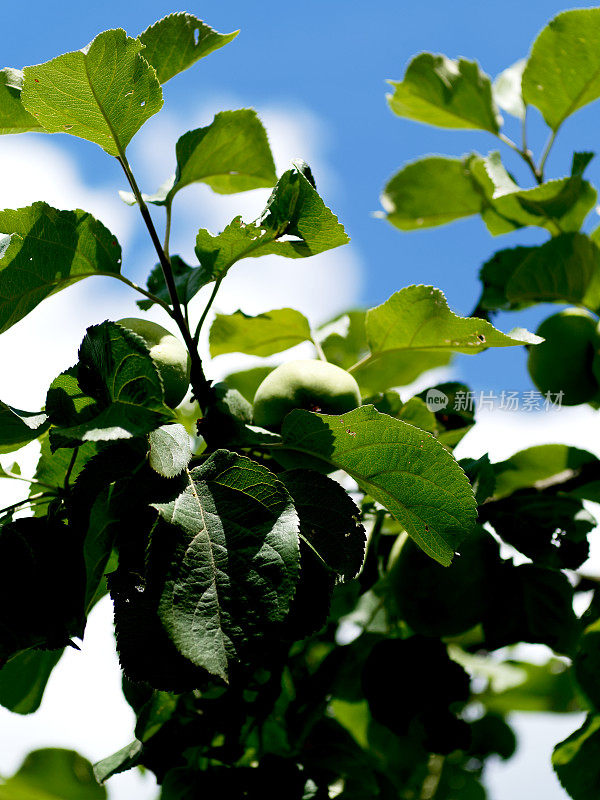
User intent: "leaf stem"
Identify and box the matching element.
[117,155,214,409]
[163,198,173,261]
[310,335,327,362]
[0,470,57,491]
[193,277,223,346]
[538,128,558,182]
[497,132,542,184]
[63,447,79,490]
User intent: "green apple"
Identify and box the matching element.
[252,359,361,429]
[117,317,191,408]
[528,308,598,406]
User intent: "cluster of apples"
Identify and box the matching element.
[117,318,362,424]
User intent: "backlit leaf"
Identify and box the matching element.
[210,308,312,357]
[280,405,477,565]
[387,53,501,132]
[22,29,162,156]
[0,202,121,334]
[138,13,238,84]
[523,8,600,131]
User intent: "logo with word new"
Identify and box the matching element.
[425,388,449,412]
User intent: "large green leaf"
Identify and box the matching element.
[0,649,63,715]
[21,29,163,156]
[381,155,485,230]
[210,308,312,357]
[172,110,276,197]
[0,202,121,334]
[46,322,171,449]
[0,402,49,454]
[279,405,477,565]
[0,748,106,799]
[387,53,501,132]
[349,285,540,394]
[138,13,238,84]
[553,715,600,800]
[0,68,45,135]
[122,110,277,205]
[504,234,600,312]
[493,444,597,499]
[154,450,300,681]
[523,8,600,131]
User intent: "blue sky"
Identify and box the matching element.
[5,1,600,394]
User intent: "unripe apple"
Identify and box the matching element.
[252,359,361,429]
[117,317,191,408]
[528,308,598,406]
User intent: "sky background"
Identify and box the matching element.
[1,1,600,797]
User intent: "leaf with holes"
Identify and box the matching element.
[349,285,540,394]
[138,13,238,84]
[22,29,163,156]
[0,68,45,134]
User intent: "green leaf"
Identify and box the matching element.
[523,8,600,131]
[281,469,366,580]
[553,715,600,800]
[172,109,276,197]
[0,402,49,454]
[137,256,204,311]
[22,29,163,156]
[210,308,312,357]
[481,152,597,234]
[0,68,45,134]
[319,310,368,370]
[387,53,501,132]
[46,322,171,449]
[493,444,597,498]
[477,245,538,311]
[154,450,300,681]
[0,649,63,715]
[575,619,600,709]
[30,437,97,516]
[493,59,526,120]
[195,162,349,283]
[381,155,485,230]
[350,285,540,394]
[504,234,600,312]
[93,741,143,784]
[0,203,122,334]
[279,405,477,566]
[138,13,238,84]
[0,748,106,799]
[148,423,192,478]
[476,657,578,714]
[223,366,274,403]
